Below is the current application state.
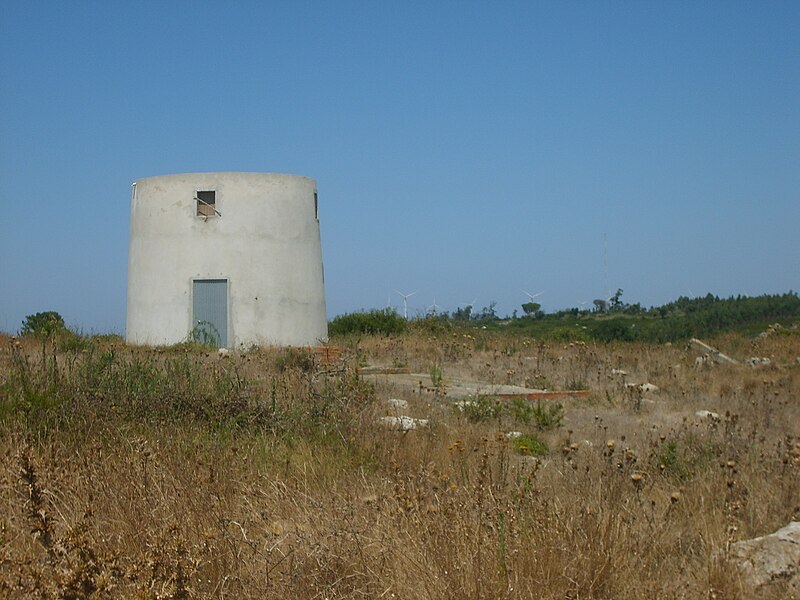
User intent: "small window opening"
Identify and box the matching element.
[196,191,218,218]
[314,191,318,220]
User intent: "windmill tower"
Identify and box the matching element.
[127,172,327,348]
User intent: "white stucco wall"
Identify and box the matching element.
[126,172,327,347]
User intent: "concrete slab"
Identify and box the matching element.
[362,371,589,400]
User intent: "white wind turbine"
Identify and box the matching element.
[428,296,442,316]
[521,289,544,302]
[394,289,416,319]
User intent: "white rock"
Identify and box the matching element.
[505,431,523,439]
[695,355,712,368]
[727,521,800,591]
[218,347,230,356]
[690,339,739,365]
[746,357,771,367]
[379,416,429,431]
[387,398,409,409]
[695,410,720,421]
[611,368,628,376]
[624,382,659,393]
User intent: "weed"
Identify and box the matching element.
[274,347,317,373]
[511,433,548,456]
[190,320,223,347]
[531,399,564,431]
[509,397,533,424]
[654,438,690,481]
[428,363,445,390]
[460,395,502,423]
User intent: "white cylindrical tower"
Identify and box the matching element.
[126,172,327,348]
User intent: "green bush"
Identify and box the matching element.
[460,395,502,423]
[20,311,67,338]
[329,308,407,336]
[410,315,454,335]
[511,434,548,457]
[592,319,636,342]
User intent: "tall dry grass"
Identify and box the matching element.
[0,329,798,598]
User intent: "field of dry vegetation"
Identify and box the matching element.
[1,327,798,599]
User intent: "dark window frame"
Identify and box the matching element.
[196,190,217,218]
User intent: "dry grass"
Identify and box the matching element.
[0,329,798,598]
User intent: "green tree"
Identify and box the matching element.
[476,302,498,321]
[20,311,67,338]
[521,302,542,318]
[610,288,625,311]
[452,305,473,321]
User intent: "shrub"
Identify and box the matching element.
[20,311,67,338]
[460,395,502,423]
[593,319,636,342]
[511,433,548,456]
[410,315,454,335]
[329,308,407,336]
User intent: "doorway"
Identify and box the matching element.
[192,279,228,347]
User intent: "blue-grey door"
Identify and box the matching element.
[192,279,228,347]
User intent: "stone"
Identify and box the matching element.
[746,357,771,367]
[379,416,429,431]
[695,410,720,420]
[727,521,800,591]
[625,382,659,393]
[505,431,523,439]
[387,398,409,409]
[695,355,713,368]
[690,338,739,365]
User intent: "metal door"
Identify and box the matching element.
[192,279,228,347]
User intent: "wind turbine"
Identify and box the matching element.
[394,290,416,319]
[428,296,442,316]
[521,290,544,302]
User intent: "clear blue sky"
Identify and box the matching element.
[1,1,798,333]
